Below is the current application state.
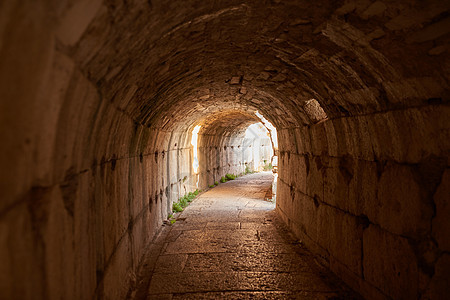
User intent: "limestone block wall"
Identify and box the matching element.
[276,105,450,300]
[0,5,194,297]
[198,134,243,187]
[198,132,273,189]
[242,136,273,171]
[0,57,187,299]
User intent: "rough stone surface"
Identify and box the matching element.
[432,169,450,252]
[130,173,361,300]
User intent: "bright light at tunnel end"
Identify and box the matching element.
[191,125,201,174]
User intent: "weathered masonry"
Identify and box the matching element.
[0,1,449,299]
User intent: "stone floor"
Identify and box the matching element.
[130,172,362,300]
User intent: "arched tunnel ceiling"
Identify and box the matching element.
[69,0,450,131]
[197,110,260,136]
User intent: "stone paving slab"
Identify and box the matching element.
[148,271,340,295]
[130,172,362,300]
[148,290,353,300]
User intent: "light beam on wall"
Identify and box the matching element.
[255,111,278,150]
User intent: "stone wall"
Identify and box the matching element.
[198,133,273,189]
[0,46,192,298]
[276,105,450,299]
[0,4,194,295]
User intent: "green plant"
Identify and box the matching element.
[172,189,203,213]
[225,173,236,180]
[179,196,188,208]
[172,202,183,212]
[220,176,226,183]
[209,184,214,188]
[214,181,219,186]
[245,166,252,174]
[168,214,173,219]
[263,162,273,171]
[170,219,176,224]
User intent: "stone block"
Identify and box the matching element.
[271,73,287,82]
[323,121,338,156]
[385,14,421,31]
[315,204,331,251]
[230,76,241,85]
[363,225,418,300]
[421,254,450,300]
[257,72,270,80]
[407,17,450,43]
[428,45,447,56]
[349,160,377,216]
[368,112,403,162]
[310,124,328,156]
[323,158,348,209]
[299,195,319,242]
[46,186,77,300]
[368,163,433,237]
[382,77,444,105]
[295,155,308,194]
[432,169,450,252]
[294,126,312,154]
[56,0,103,46]
[102,235,133,300]
[0,191,52,300]
[289,187,306,227]
[360,1,387,19]
[349,117,374,161]
[331,118,354,157]
[367,28,385,40]
[305,156,324,200]
[327,207,363,276]
[335,2,356,15]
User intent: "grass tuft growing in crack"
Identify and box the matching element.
[172,189,201,214]
[220,173,238,183]
[225,173,236,180]
[244,166,255,175]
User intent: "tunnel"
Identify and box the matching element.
[0,0,449,299]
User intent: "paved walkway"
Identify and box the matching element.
[131,172,361,300]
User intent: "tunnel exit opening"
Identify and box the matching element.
[189,110,278,203]
[243,112,278,202]
[243,123,274,172]
[191,125,201,188]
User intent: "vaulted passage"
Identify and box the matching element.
[1,1,449,300]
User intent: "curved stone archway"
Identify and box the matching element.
[1,1,449,299]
